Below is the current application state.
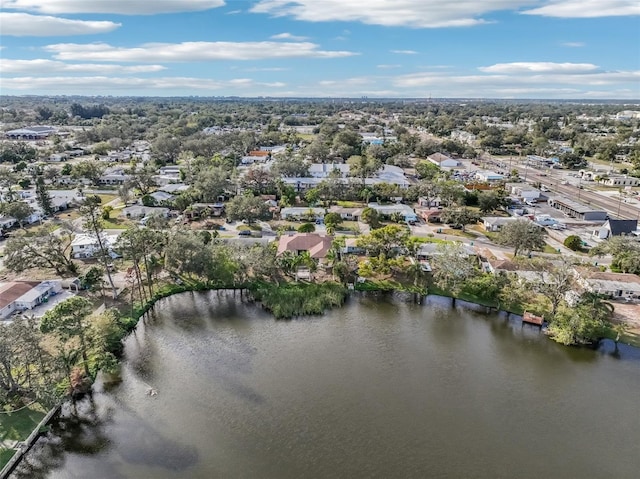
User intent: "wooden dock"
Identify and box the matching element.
[522,311,544,327]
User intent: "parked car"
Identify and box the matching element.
[238,229,251,236]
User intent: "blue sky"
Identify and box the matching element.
[0,0,639,99]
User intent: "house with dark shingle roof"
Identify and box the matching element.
[592,219,638,239]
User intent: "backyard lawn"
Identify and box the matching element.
[0,402,47,468]
[0,403,47,443]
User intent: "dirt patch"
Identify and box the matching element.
[611,302,640,335]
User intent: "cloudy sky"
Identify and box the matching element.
[0,0,639,99]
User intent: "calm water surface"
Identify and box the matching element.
[14,291,640,479]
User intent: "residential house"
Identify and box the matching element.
[417,197,442,208]
[593,219,638,239]
[122,205,169,220]
[149,191,175,205]
[418,208,443,223]
[427,153,460,169]
[99,169,131,186]
[416,243,476,261]
[482,216,530,232]
[280,207,325,221]
[367,202,417,223]
[340,238,364,255]
[277,233,333,260]
[70,233,121,259]
[574,268,640,299]
[328,206,363,221]
[159,183,189,194]
[0,280,63,319]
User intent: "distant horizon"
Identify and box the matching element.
[1,94,639,105]
[0,1,638,99]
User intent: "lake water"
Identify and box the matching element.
[13,291,640,479]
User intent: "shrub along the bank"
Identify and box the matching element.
[249,281,347,319]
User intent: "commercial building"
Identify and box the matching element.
[547,197,608,221]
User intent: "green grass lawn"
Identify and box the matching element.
[0,403,46,443]
[336,200,366,208]
[543,244,561,254]
[441,228,478,239]
[97,194,118,205]
[0,448,15,468]
[102,217,131,229]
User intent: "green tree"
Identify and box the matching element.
[347,155,382,186]
[102,205,114,220]
[477,190,507,214]
[440,207,479,232]
[356,224,409,259]
[226,195,270,224]
[497,220,546,257]
[72,160,106,186]
[360,207,380,228]
[430,243,478,296]
[415,160,440,180]
[41,297,94,378]
[563,235,583,251]
[547,293,612,346]
[0,201,34,228]
[35,175,55,216]
[323,212,343,234]
[3,226,76,275]
[80,196,118,298]
[297,223,316,233]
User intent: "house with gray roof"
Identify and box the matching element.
[592,219,638,239]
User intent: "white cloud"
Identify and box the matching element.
[377,64,401,69]
[523,1,640,18]
[271,32,309,41]
[0,12,120,36]
[43,41,357,61]
[0,75,286,92]
[393,69,640,88]
[390,50,418,55]
[479,62,599,74]
[562,42,585,47]
[0,58,165,73]
[1,0,225,15]
[318,76,374,86]
[251,0,528,28]
[238,67,290,72]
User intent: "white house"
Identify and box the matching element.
[575,269,640,299]
[427,153,460,169]
[71,233,121,259]
[483,216,529,232]
[328,206,363,221]
[368,202,417,223]
[280,207,325,221]
[122,205,170,220]
[0,280,63,319]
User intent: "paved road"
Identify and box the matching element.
[512,165,640,220]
